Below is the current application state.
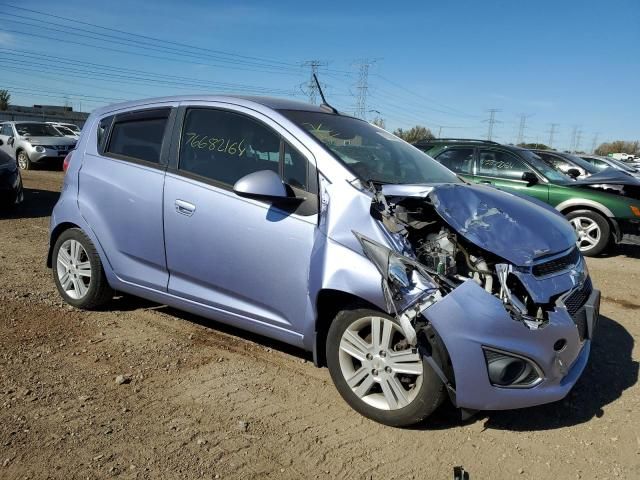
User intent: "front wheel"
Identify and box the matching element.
[52,228,113,309]
[565,210,610,256]
[17,150,32,170]
[326,308,446,427]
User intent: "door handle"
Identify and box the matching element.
[175,199,196,216]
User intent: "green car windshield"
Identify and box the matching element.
[280,110,460,185]
[521,150,571,183]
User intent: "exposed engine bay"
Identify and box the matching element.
[359,185,560,344]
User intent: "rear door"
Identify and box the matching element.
[475,148,549,202]
[432,147,475,181]
[162,103,318,339]
[78,105,176,290]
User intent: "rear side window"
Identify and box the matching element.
[106,109,169,164]
[477,149,534,180]
[435,148,474,174]
[179,108,311,191]
[96,115,114,152]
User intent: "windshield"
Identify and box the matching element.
[279,110,460,185]
[521,150,571,183]
[57,126,76,135]
[15,123,62,137]
[559,153,599,174]
[606,157,636,172]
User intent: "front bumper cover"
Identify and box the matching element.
[425,279,599,411]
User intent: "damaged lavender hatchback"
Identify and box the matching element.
[48,96,600,426]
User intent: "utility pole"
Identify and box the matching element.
[302,60,327,104]
[548,123,558,148]
[591,133,599,154]
[353,59,376,119]
[437,126,443,138]
[485,109,501,141]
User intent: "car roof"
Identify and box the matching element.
[414,139,529,153]
[91,95,333,117]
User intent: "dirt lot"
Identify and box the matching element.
[1,170,639,480]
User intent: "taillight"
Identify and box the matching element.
[63,150,73,173]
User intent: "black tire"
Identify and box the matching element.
[16,150,32,171]
[52,228,113,309]
[565,210,611,257]
[326,308,447,427]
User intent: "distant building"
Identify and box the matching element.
[0,104,90,127]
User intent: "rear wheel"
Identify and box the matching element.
[326,308,446,427]
[565,210,610,256]
[52,228,113,309]
[17,150,32,170]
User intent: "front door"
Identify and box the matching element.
[475,148,549,203]
[163,105,318,339]
[0,124,15,158]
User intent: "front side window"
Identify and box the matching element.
[279,110,459,185]
[15,123,62,137]
[477,149,534,180]
[0,124,12,136]
[434,148,474,174]
[178,108,312,192]
[106,112,168,164]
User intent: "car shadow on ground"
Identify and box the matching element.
[0,188,60,220]
[106,300,636,431]
[107,294,313,361]
[609,243,640,259]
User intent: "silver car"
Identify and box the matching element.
[0,121,76,170]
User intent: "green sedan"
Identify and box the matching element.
[416,139,640,256]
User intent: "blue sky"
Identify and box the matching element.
[0,0,638,150]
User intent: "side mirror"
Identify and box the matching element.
[7,136,14,146]
[521,171,538,185]
[233,170,293,201]
[567,168,581,179]
[0,139,3,146]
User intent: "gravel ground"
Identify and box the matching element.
[1,170,639,480]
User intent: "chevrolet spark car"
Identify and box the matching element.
[418,140,640,256]
[48,97,600,426]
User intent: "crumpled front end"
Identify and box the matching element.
[354,181,600,412]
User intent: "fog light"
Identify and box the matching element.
[35,146,45,153]
[483,347,542,388]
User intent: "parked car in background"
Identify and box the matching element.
[46,122,81,135]
[0,148,23,207]
[579,154,640,178]
[48,96,600,427]
[0,121,76,170]
[48,123,80,140]
[417,139,640,256]
[611,153,638,162]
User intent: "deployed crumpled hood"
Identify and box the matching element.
[573,167,640,186]
[381,183,576,266]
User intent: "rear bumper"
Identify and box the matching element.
[425,280,599,411]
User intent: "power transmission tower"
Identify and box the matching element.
[302,60,327,104]
[548,123,558,148]
[591,133,599,154]
[353,59,376,119]
[517,114,533,144]
[484,109,501,141]
[575,129,583,152]
[569,126,578,152]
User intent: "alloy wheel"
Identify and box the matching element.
[570,216,601,252]
[338,316,424,411]
[56,239,92,300]
[17,152,28,170]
